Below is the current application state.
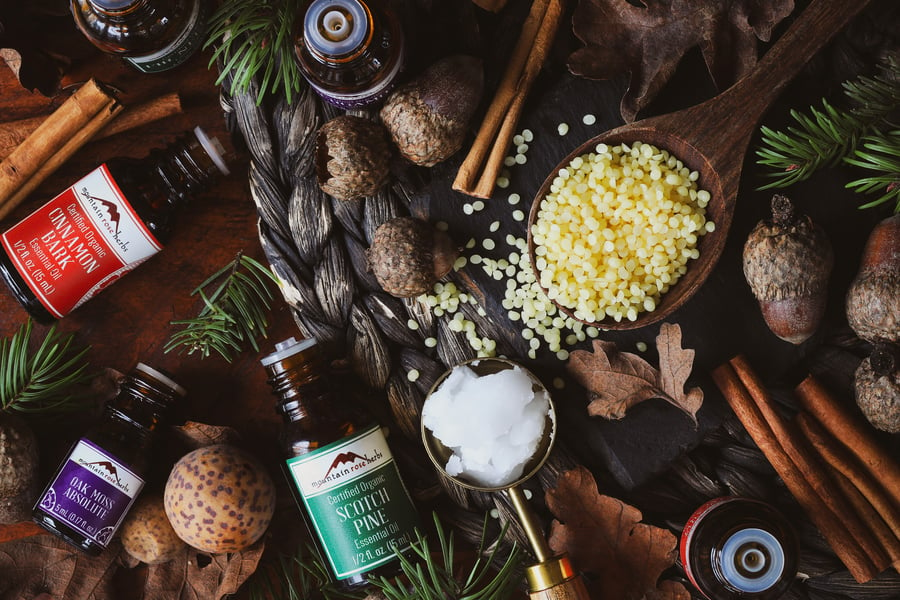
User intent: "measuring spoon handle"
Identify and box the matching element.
[528,573,591,600]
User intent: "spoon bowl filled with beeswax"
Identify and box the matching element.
[527,0,870,330]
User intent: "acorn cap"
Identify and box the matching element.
[316,115,392,200]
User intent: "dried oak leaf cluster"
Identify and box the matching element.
[567,0,795,122]
[547,466,690,600]
[566,322,704,423]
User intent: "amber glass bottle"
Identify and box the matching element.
[681,497,798,600]
[70,0,209,73]
[33,363,186,555]
[294,0,404,108]
[262,337,419,591]
[0,126,229,323]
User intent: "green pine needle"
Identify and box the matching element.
[844,129,900,212]
[372,512,523,600]
[204,0,305,105]
[755,57,900,212]
[165,252,279,362]
[0,320,92,415]
[247,543,365,600]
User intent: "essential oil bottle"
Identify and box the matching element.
[680,497,798,600]
[33,363,186,555]
[0,126,229,323]
[262,337,419,590]
[294,0,404,108]
[70,0,210,73]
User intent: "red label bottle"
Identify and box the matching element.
[0,126,229,323]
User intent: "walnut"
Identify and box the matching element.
[366,217,459,297]
[316,115,391,200]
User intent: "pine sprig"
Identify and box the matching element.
[844,129,900,212]
[373,513,523,600]
[0,320,92,415]
[247,544,362,600]
[204,0,305,105]
[755,58,900,205]
[165,252,278,362]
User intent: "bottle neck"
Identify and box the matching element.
[87,0,148,16]
[105,366,184,432]
[150,128,229,207]
[266,346,335,423]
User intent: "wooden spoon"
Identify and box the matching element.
[527,0,872,330]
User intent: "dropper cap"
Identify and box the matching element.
[260,337,319,367]
[303,0,370,57]
[193,126,230,176]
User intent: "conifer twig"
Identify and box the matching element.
[0,320,92,415]
[165,252,278,362]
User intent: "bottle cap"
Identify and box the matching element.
[193,126,230,176]
[260,337,319,367]
[304,0,369,57]
[135,363,187,397]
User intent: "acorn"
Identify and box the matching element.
[0,411,39,524]
[366,217,459,297]
[846,214,899,344]
[316,115,392,201]
[854,342,900,433]
[742,195,833,344]
[380,55,484,167]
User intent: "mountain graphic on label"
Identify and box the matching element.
[323,451,370,479]
[86,460,122,484]
[89,195,122,235]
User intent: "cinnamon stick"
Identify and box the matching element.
[453,0,564,198]
[729,356,890,572]
[0,79,121,221]
[824,453,900,568]
[0,93,182,161]
[711,361,878,583]
[795,375,900,507]
[796,411,900,542]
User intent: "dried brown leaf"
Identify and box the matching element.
[565,324,703,422]
[567,340,661,419]
[567,0,795,122]
[656,323,704,424]
[546,466,690,600]
[172,421,242,450]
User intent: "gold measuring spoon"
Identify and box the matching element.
[422,358,590,600]
[527,0,872,330]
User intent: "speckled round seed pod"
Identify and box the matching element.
[164,444,275,554]
[854,343,900,433]
[0,412,39,524]
[742,195,833,344]
[380,55,483,167]
[366,216,459,297]
[315,115,391,201]
[121,494,186,564]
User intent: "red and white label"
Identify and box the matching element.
[0,165,162,317]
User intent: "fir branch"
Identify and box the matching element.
[844,129,900,212]
[204,0,304,105]
[165,252,278,362]
[755,58,900,194]
[0,320,92,415]
[373,512,523,600]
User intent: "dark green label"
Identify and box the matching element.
[286,425,418,579]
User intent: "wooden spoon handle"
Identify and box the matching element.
[727,0,873,123]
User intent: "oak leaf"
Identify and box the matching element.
[546,466,690,600]
[565,323,703,423]
[567,0,795,122]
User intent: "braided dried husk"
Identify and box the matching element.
[216,3,900,594]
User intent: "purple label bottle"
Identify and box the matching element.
[33,363,185,555]
[294,0,405,108]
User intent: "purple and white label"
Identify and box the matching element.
[37,439,143,547]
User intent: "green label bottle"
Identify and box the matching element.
[261,337,419,590]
